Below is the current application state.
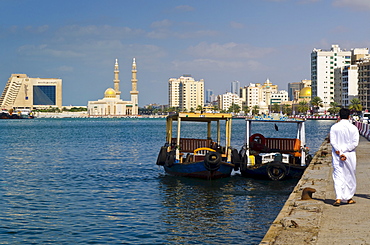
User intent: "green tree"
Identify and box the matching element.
[349,98,362,112]
[251,105,259,115]
[228,103,240,113]
[271,103,280,113]
[242,105,250,114]
[311,96,323,113]
[282,104,292,115]
[196,105,203,111]
[328,102,340,115]
[297,100,309,114]
[213,105,219,111]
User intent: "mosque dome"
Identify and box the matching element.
[299,87,312,99]
[104,88,116,98]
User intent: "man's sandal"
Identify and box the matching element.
[333,200,341,206]
[347,199,356,204]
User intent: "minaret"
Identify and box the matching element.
[114,59,121,98]
[130,58,139,115]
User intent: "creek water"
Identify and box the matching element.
[0,118,333,244]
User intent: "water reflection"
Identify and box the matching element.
[158,175,298,244]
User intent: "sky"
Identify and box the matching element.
[1,0,370,107]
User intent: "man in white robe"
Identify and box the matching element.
[330,108,359,206]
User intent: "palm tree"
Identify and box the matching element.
[282,104,292,115]
[228,103,241,113]
[242,105,250,114]
[328,102,340,115]
[349,98,362,113]
[271,103,280,113]
[311,96,323,113]
[297,101,309,114]
[252,105,259,115]
[196,105,203,111]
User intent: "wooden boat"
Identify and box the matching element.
[238,115,312,181]
[156,112,238,180]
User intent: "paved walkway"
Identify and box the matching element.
[260,136,370,245]
[316,136,370,244]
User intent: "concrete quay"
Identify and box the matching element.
[260,135,370,245]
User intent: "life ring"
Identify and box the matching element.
[249,133,266,145]
[204,152,221,171]
[165,149,176,168]
[156,146,167,166]
[231,148,241,171]
[266,162,287,181]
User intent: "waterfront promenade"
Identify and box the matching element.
[260,135,370,245]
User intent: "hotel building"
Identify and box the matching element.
[0,74,62,110]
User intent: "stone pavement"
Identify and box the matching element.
[316,136,370,245]
[260,136,370,245]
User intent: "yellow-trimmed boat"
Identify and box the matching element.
[156,112,237,179]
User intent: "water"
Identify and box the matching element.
[0,118,333,244]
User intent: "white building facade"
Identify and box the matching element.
[311,45,351,111]
[218,92,242,111]
[169,75,204,111]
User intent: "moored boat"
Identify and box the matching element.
[0,109,34,119]
[156,112,238,180]
[238,114,312,180]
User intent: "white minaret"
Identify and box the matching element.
[130,58,139,115]
[114,59,121,98]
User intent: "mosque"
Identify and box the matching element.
[87,58,139,117]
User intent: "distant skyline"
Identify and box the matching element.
[1,0,370,106]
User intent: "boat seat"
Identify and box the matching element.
[171,138,212,153]
[265,138,301,157]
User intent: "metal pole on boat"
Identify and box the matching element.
[207,121,211,140]
[246,120,251,157]
[226,118,232,162]
[300,121,306,166]
[217,120,221,146]
[176,117,181,161]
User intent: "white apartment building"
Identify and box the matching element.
[168,75,204,111]
[270,90,289,104]
[311,45,351,111]
[311,44,369,112]
[334,65,358,107]
[240,83,261,108]
[218,92,242,111]
[240,79,279,109]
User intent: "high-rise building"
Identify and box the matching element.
[168,75,204,111]
[334,65,358,108]
[311,44,368,112]
[231,80,240,96]
[205,89,214,103]
[0,74,62,110]
[357,59,370,111]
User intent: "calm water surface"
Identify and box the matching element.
[0,118,333,244]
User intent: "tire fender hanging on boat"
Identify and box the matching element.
[165,149,176,167]
[266,161,287,181]
[156,146,167,166]
[231,148,241,171]
[204,152,221,171]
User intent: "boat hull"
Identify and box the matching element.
[240,163,306,180]
[163,162,233,180]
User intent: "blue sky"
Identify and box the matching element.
[1,0,370,107]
